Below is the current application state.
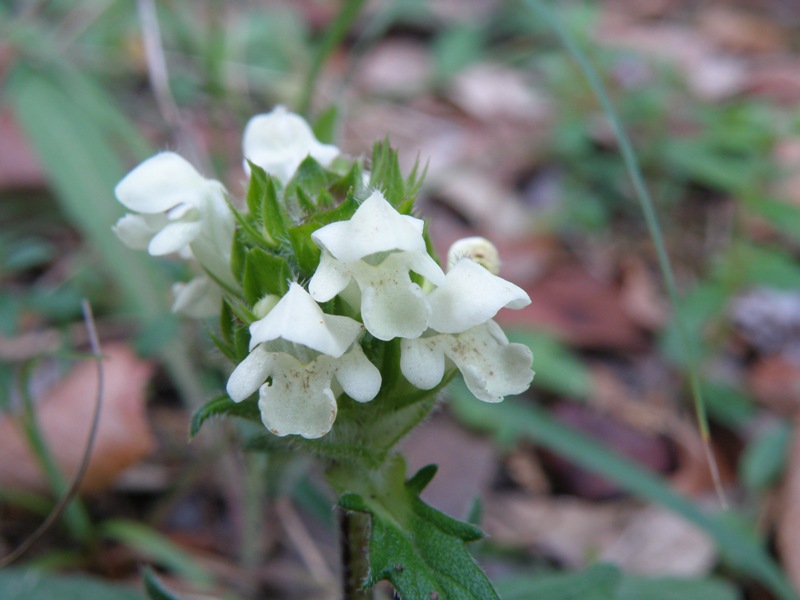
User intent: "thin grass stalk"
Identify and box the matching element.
[298,0,368,116]
[523,0,727,507]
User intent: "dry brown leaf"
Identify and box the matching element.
[745,58,800,105]
[617,258,669,330]
[748,354,800,417]
[483,493,630,567]
[446,63,550,123]
[354,39,431,97]
[777,419,800,593]
[0,111,45,191]
[0,343,155,494]
[594,16,748,101]
[774,138,800,206]
[599,504,717,576]
[698,7,788,54]
[501,266,647,350]
[401,413,497,518]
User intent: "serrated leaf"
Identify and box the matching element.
[285,156,337,211]
[370,139,406,206]
[246,162,288,245]
[243,248,292,304]
[190,395,262,438]
[336,456,497,600]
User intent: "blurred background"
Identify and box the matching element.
[2,0,800,598]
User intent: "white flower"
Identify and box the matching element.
[401,239,533,402]
[242,106,339,184]
[427,258,530,333]
[226,283,381,438]
[309,190,446,340]
[172,276,223,318]
[113,152,236,289]
[400,320,533,403]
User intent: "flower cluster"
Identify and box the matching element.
[229,190,533,438]
[114,107,533,440]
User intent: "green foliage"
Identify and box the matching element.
[740,422,792,492]
[190,395,262,439]
[370,140,425,208]
[336,457,499,600]
[0,568,143,600]
[242,248,292,304]
[142,567,183,600]
[496,564,739,600]
[246,162,289,246]
[101,520,213,588]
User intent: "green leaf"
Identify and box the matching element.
[370,139,407,206]
[740,421,792,492]
[242,248,292,304]
[190,395,262,439]
[447,378,797,600]
[246,162,288,245]
[506,330,591,399]
[285,156,338,210]
[101,520,212,587]
[496,564,621,600]
[699,380,756,429]
[743,197,800,245]
[313,105,339,144]
[495,567,739,600]
[616,574,739,600]
[0,568,144,600]
[433,25,484,81]
[142,567,183,600]
[335,456,498,600]
[720,241,800,290]
[6,66,167,324]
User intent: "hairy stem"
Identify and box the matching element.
[340,508,372,600]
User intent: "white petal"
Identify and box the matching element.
[115,152,209,214]
[147,220,203,256]
[309,251,352,302]
[171,276,221,318]
[360,279,429,341]
[405,251,447,287]
[331,345,381,403]
[249,283,363,356]
[348,253,433,340]
[257,354,338,438]
[113,214,157,250]
[445,321,533,403]
[227,345,274,402]
[243,106,339,184]
[311,190,428,262]
[427,259,530,333]
[400,337,446,390]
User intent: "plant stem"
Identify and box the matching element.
[339,508,372,600]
